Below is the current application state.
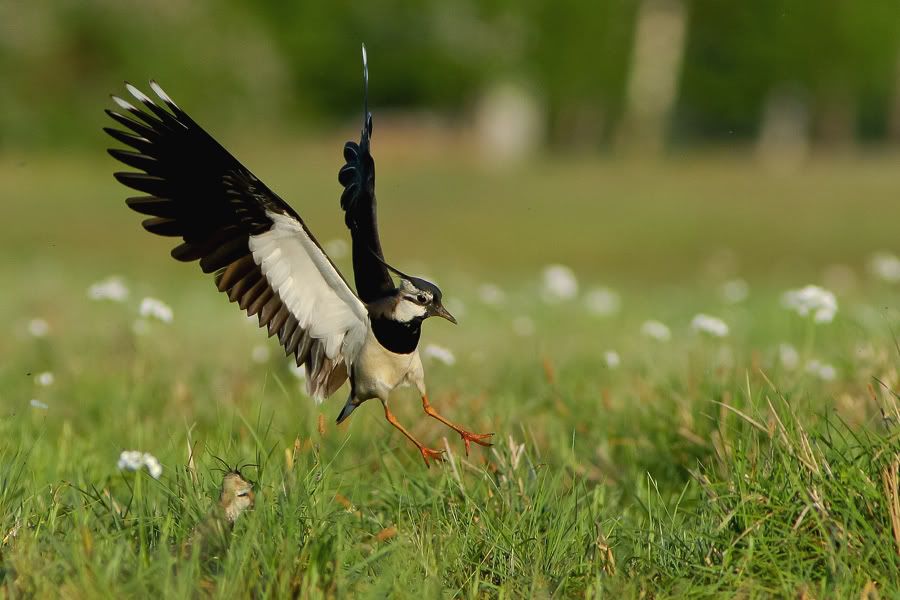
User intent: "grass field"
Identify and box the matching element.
[3,146,900,597]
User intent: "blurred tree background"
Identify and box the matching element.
[2,0,899,153]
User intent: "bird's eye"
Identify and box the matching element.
[417,294,428,304]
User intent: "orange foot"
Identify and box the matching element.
[419,446,446,468]
[459,431,494,456]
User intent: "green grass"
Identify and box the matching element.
[3,148,900,597]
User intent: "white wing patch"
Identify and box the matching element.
[249,211,368,364]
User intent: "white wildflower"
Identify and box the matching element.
[251,344,270,364]
[35,372,54,386]
[117,450,162,479]
[869,252,900,283]
[805,360,836,382]
[818,365,837,382]
[424,344,456,366]
[720,279,749,304]
[584,287,621,316]
[27,318,49,338]
[324,238,349,259]
[541,264,578,302]
[604,351,621,369]
[143,455,163,479]
[691,314,729,337]
[29,399,49,410]
[641,320,671,341]
[782,285,837,323]
[478,283,506,305]
[779,343,799,370]
[88,276,129,302]
[139,297,173,323]
[117,450,144,471]
[512,316,535,337]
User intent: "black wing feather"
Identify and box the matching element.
[106,82,353,398]
[338,114,393,302]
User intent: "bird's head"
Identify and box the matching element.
[368,247,456,324]
[220,471,255,523]
[393,276,456,324]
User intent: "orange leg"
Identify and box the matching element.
[383,402,444,467]
[422,395,493,456]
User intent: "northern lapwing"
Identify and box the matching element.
[105,46,492,466]
[183,469,254,559]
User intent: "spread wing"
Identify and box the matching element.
[105,81,367,401]
[338,114,394,303]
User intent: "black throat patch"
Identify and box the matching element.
[371,316,422,354]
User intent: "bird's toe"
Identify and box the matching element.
[419,446,445,468]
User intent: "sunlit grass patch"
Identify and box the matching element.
[4,154,900,595]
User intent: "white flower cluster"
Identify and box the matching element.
[778,343,800,370]
[139,297,174,323]
[720,279,749,304]
[805,360,836,382]
[35,372,54,386]
[28,318,50,338]
[869,252,900,283]
[478,283,506,305]
[444,298,466,319]
[424,344,456,366]
[782,285,837,323]
[691,314,729,337]
[584,287,621,316]
[641,320,671,341]
[604,350,621,368]
[117,450,163,479]
[88,276,130,302]
[251,344,271,364]
[541,265,579,302]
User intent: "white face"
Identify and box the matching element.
[393,280,432,322]
[393,297,428,322]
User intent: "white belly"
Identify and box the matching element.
[353,327,424,401]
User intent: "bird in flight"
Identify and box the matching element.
[104,46,492,466]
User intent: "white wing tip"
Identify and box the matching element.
[124,82,151,104]
[149,80,177,107]
[111,95,136,111]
